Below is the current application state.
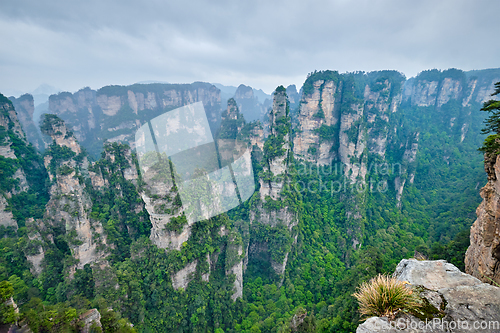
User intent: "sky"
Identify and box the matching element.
[1,0,499,96]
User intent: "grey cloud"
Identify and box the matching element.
[1,0,499,94]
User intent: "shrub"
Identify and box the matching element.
[353,274,421,321]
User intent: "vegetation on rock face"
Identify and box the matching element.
[302,70,341,96]
[0,95,49,227]
[479,82,500,154]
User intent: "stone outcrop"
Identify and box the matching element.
[79,309,102,333]
[357,259,500,333]
[171,261,198,290]
[0,97,27,161]
[24,218,45,275]
[0,96,27,143]
[0,195,16,228]
[259,87,292,200]
[286,84,300,111]
[292,71,404,182]
[224,230,245,300]
[465,152,500,286]
[139,147,194,251]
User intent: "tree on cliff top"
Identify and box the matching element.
[479,82,500,154]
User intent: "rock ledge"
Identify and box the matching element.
[356,259,500,333]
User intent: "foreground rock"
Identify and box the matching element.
[356,259,500,333]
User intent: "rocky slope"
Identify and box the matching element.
[465,152,500,286]
[357,259,500,333]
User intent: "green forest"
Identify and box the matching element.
[0,68,496,333]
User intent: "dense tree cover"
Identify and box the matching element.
[87,142,152,262]
[221,73,486,332]
[0,73,490,333]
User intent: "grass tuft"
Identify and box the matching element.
[353,274,421,321]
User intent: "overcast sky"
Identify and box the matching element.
[1,0,499,96]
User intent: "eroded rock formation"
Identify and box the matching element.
[465,153,500,286]
[41,114,109,271]
[249,86,299,278]
[9,94,45,150]
[48,83,222,156]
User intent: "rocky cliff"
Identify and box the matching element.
[357,259,500,333]
[233,84,268,123]
[247,86,299,278]
[293,70,404,172]
[48,83,222,156]
[465,152,500,286]
[0,94,48,233]
[0,95,29,228]
[9,94,45,150]
[294,68,500,183]
[289,69,500,252]
[40,114,109,272]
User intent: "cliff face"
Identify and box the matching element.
[293,71,405,189]
[233,84,267,123]
[293,75,342,165]
[0,96,49,276]
[48,83,222,156]
[0,95,29,228]
[465,153,500,286]
[0,96,49,238]
[290,68,500,252]
[294,68,500,180]
[9,94,45,150]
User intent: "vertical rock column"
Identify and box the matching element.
[249,86,299,277]
[41,114,108,271]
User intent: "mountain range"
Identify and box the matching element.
[0,67,499,332]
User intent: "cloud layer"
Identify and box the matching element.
[1,0,499,94]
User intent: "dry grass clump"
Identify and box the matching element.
[353,274,421,321]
